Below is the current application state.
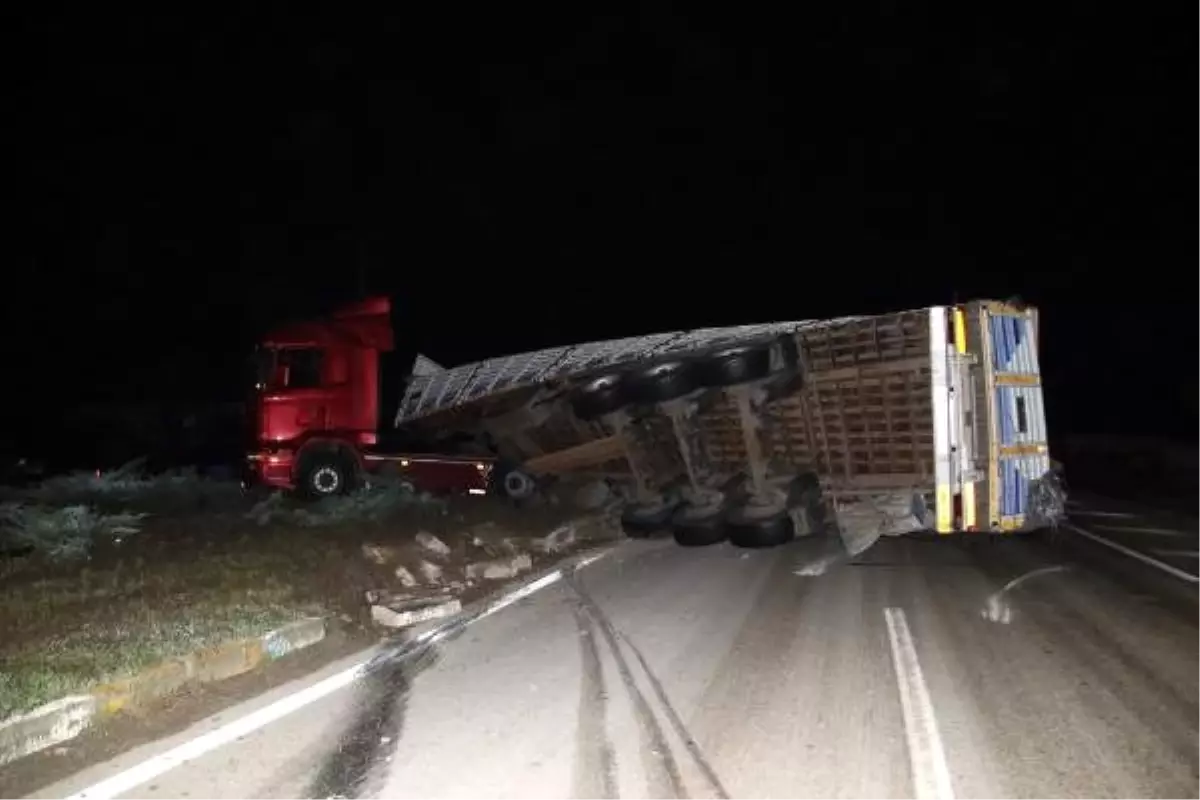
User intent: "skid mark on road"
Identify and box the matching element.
[571,603,618,799]
[884,607,954,800]
[619,634,730,800]
[308,649,433,799]
[567,575,685,799]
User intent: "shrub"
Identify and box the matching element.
[16,458,243,514]
[0,503,147,562]
[245,483,441,528]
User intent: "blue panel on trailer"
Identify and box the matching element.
[1008,460,1018,517]
[990,316,1007,369]
[1015,460,1025,515]
[996,387,1013,445]
[1001,460,1011,516]
[1003,317,1017,370]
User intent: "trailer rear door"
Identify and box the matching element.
[975,302,1051,531]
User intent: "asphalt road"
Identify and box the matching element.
[32,517,1199,800]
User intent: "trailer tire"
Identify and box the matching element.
[297,453,355,500]
[726,506,795,548]
[671,504,728,547]
[776,333,800,369]
[570,373,629,421]
[627,359,698,404]
[695,342,773,387]
[621,500,677,538]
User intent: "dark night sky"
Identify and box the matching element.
[7,4,1196,456]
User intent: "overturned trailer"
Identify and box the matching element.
[395,300,1063,547]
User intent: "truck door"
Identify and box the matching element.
[977,302,1051,532]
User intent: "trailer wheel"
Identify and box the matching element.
[726,505,795,548]
[298,454,354,499]
[671,503,728,547]
[620,499,677,538]
[570,373,629,421]
[776,333,800,369]
[627,359,698,404]
[695,342,773,388]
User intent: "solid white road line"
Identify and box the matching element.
[1150,549,1200,559]
[1064,523,1200,584]
[1069,509,1136,519]
[883,607,955,800]
[66,660,370,800]
[63,560,592,800]
[1091,524,1195,537]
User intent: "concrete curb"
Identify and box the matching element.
[0,617,326,766]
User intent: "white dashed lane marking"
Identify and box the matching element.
[884,607,955,800]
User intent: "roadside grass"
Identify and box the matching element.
[0,478,603,720]
[0,539,324,719]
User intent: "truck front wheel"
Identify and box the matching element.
[298,455,354,499]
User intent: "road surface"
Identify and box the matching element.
[31,510,1200,800]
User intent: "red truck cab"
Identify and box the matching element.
[246,297,494,497]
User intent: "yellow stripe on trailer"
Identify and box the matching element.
[998,443,1049,456]
[995,372,1040,386]
[936,485,953,533]
[952,307,968,354]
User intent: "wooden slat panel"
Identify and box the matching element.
[481,308,938,496]
[523,435,625,475]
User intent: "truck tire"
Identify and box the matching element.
[695,342,773,388]
[620,499,677,538]
[671,504,728,547]
[570,373,629,421]
[627,359,698,404]
[726,506,795,548]
[298,454,354,499]
[502,468,537,500]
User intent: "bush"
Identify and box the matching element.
[0,503,147,562]
[14,458,243,514]
[245,483,442,528]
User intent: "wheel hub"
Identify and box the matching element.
[312,466,340,494]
